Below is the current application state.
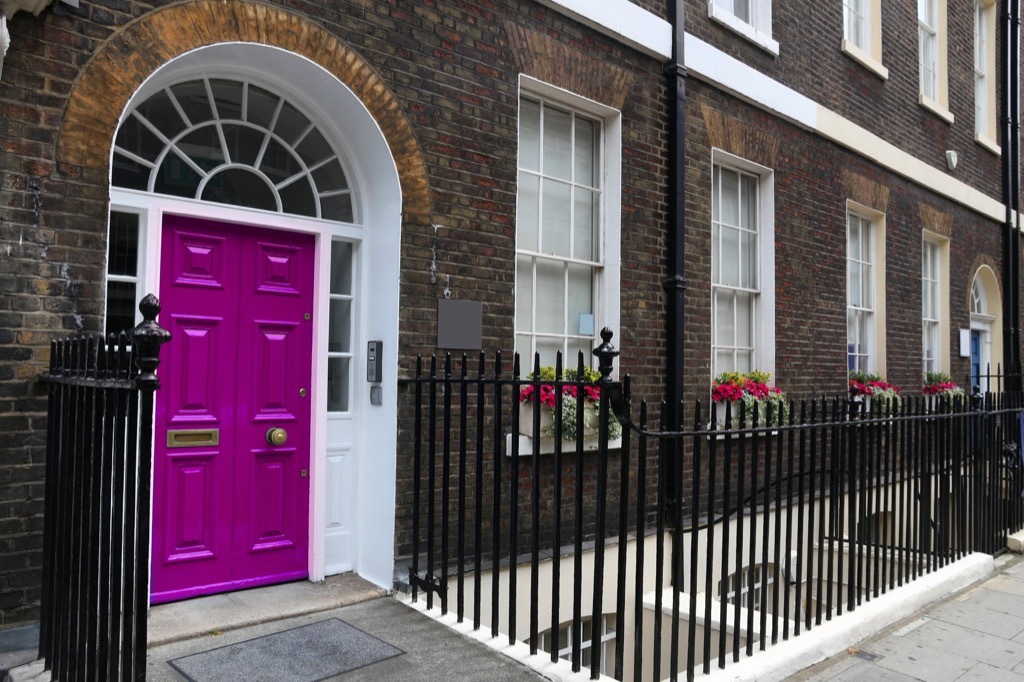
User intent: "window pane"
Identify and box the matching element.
[520,98,541,172]
[170,80,213,127]
[312,159,350,193]
[260,139,302,184]
[715,289,735,345]
[741,174,757,230]
[111,153,150,192]
[517,172,540,251]
[274,101,311,146]
[736,350,752,374]
[516,256,534,332]
[155,151,202,198]
[536,338,562,368]
[543,106,572,180]
[115,114,164,164]
[330,241,353,295]
[178,126,224,172]
[861,263,872,308]
[202,168,277,211]
[329,300,352,353]
[108,212,139,277]
[720,227,739,287]
[720,169,739,227]
[321,193,354,223]
[136,88,188,139]
[573,188,597,261]
[711,224,720,283]
[279,177,317,217]
[295,127,330,167]
[246,84,280,129]
[327,357,350,412]
[221,124,265,168]
[567,339,590,369]
[536,259,565,334]
[736,291,752,346]
[849,260,861,307]
[209,79,244,120]
[567,263,594,335]
[542,179,572,257]
[105,281,136,337]
[741,229,757,289]
[574,118,596,187]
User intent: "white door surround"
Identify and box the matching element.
[109,43,403,590]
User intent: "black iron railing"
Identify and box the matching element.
[38,295,169,682]
[404,334,1024,681]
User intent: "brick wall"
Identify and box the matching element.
[0,0,1017,627]
[0,0,670,625]
[684,0,1008,200]
[683,80,1007,402]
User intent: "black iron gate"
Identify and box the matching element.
[38,294,169,682]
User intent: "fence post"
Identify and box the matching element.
[128,294,170,681]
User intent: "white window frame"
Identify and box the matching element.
[975,0,1000,153]
[710,150,775,379]
[708,0,779,56]
[847,204,886,375]
[536,616,617,675]
[921,235,949,375]
[514,75,621,369]
[103,207,147,337]
[918,0,953,123]
[842,0,888,79]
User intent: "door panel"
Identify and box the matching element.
[152,215,314,604]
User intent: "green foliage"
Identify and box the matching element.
[924,370,954,385]
[527,365,601,383]
[849,369,883,383]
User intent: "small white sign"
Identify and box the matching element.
[959,329,971,358]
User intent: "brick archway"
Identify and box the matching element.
[55,0,431,225]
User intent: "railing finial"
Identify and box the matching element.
[593,327,618,384]
[131,294,171,390]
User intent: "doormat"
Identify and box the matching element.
[169,618,403,682]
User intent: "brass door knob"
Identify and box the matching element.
[266,427,288,446]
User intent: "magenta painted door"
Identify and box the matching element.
[151,215,314,604]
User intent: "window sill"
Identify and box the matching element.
[976,134,1002,156]
[505,433,622,457]
[841,40,889,80]
[708,4,779,57]
[919,95,954,125]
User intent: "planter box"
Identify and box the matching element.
[511,403,620,456]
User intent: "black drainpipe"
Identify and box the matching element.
[665,2,687,413]
[664,0,687,570]
[1001,0,1022,389]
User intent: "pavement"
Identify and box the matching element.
[791,551,1024,682]
[6,553,1024,681]
[1,574,545,682]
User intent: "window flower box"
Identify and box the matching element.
[849,371,902,416]
[711,371,788,430]
[511,366,622,456]
[922,371,965,412]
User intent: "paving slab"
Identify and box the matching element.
[957,662,1024,682]
[145,597,545,682]
[794,553,1024,682]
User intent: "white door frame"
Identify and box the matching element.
[109,43,403,590]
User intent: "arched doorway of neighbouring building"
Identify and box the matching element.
[106,43,404,603]
[969,265,1003,393]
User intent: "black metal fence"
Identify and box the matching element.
[404,333,1024,681]
[38,295,169,682]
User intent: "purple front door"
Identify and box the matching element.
[151,215,314,604]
